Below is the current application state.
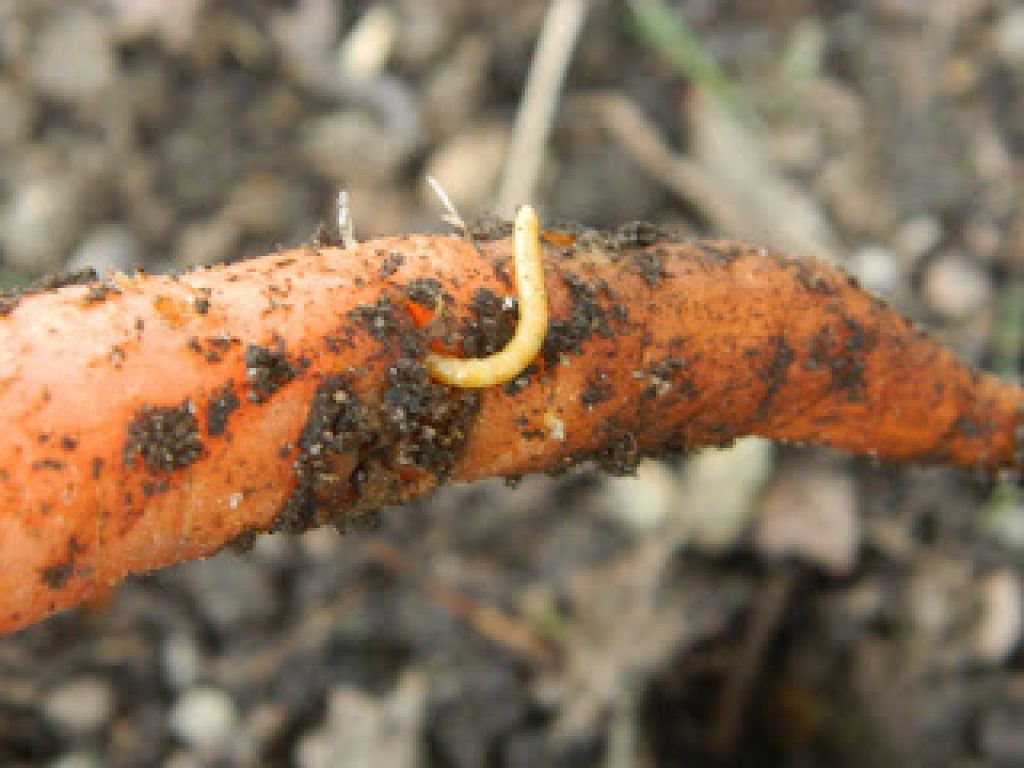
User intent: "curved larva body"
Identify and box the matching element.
[425,205,548,387]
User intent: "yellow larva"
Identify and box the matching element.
[425,204,548,388]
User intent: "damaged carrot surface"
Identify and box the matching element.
[0,220,1021,635]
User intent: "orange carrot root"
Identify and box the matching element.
[0,223,1020,634]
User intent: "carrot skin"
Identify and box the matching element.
[0,231,1020,634]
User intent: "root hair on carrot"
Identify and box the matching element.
[426,175,467,235]
[336,189,356,249]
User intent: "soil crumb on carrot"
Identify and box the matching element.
[245,337,307,403]
[38,535,88,589]
[349,295,427,357]
[543,273,622,366]
[40,561,73,590]
[460,287,517,357]
[632,248,669,287]
[123,400,204,474]
[0,267,100,316]
[581,371,614,407]
[756,334,796,418]
[81,280,122,306]
[206,382,241,437]
[272,360,479,535]
[403,278,445,308]
[379,249,406,278]
[186,335,236,364]
[467,214,513,242]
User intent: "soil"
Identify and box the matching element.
[1,1,1023,766]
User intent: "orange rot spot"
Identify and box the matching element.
[541,230,576,248]
[405,300,434,329]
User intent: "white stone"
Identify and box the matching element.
[994,7,1024,64]
[922,255,992,320]
[29,11,116,103]
[102,0,203,52]
[296,675,425,768]
[683,438,774,553]
[43,678,115,733]
[850,245,900,297]
[170,687,239,753]
[162,634,204,690]
[605,460,676,533]
[2,173,84,272]
[896,215,942,259]
[973,569,1022,664]
[337,4,398,79]
[68,225,140,276]
[754,465,859,575]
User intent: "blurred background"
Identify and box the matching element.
[1,0,1023,765]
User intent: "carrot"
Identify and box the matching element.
[0,220,1020,635]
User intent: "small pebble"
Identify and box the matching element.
[423,122,509,211]
[395,2,454,67]
[753,464,859,575]
[337,4,398,79]
[67,225,140,276]
[270,0,339,77]
[973,569,1022,665]
[173,213,241,268]
[299,110,409,184]
[683,438,774,554]
[299,526,344,560]
[994,6,1024,64]
[850,245,900,297]
[0,81,35,146]
[907,559,970,637]
[225,175,305,237]
[169,686,238,753]
[161,634,205,691]
[103,0,203,52]
[296,675,425,768]
[28,10,116,104]
[921,254,992,320]
[43,678,115,734]
[175,551,275,631]
[248,531,293,564]
[604,460,676,532]
[896,214,942,261]
[2,173,85,272]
